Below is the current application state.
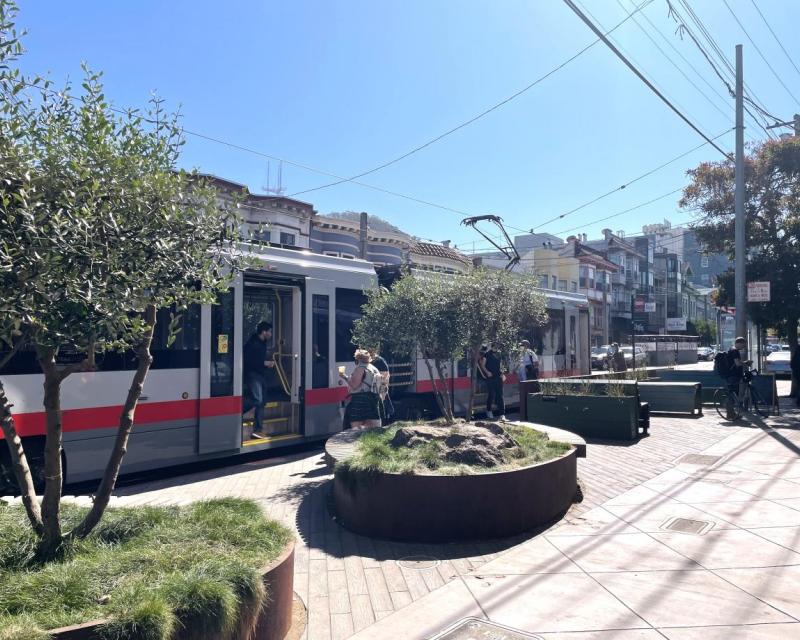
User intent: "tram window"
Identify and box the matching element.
[335,288,367,362]
[210,289,235,397]
[280,232,296,246]
[151,304,201,369]
[312,295,330,388]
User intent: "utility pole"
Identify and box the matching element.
[734,45,747,344]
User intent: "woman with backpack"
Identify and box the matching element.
[340,349,383,429]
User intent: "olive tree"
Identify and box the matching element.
[353,273,461,423]
[353,268,547,424]
[0,4,246,555]
[452,269,548,419]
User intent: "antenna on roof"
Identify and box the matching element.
[262,160,286,196]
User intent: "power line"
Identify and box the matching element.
[749,0,800,80]
[287,0,656,198]
[618,0,766,142]
[562,0,731,158]
[614,0,730,122]
[673,0,778,131]
[720,0,800,108]
[528,128,730,233]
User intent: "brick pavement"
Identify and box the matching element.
[94,393,784,639]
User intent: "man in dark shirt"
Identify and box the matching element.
[725,337,750,418]
[479,343,506,420]
[243,321,274,437]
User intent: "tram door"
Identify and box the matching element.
[241,280,303,445]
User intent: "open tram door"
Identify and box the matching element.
[240,274,304,447]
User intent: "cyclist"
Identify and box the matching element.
[720,337,751,418]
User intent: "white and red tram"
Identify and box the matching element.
[0,247,590,488]
[0,246,376,486]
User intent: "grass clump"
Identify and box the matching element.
[336,421,571,482]
[0,498,292,639]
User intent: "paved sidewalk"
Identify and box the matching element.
[58,381,798,639]
[351,406,800,639]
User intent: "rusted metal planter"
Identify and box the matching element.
[332,447,577,543]
[47,539,296,640]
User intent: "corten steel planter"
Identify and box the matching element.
[527,393,639,440]
[46,539,296,640]
[332,447,577,543]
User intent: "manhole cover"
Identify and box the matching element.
[677,454,722,466]
[432,617,543,640]
[396,555,440,570]
[660,516,714,535]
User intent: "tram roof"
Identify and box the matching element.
[242,243,377,279]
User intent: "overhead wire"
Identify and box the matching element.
[720,0,800,108]
[562,0,731,158]
[527,128,731,233]
[748,0,800,80]
[672,0,778,131]
[286,0,656,198]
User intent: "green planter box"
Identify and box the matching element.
[657,370,722,403]
[527,393,639,441]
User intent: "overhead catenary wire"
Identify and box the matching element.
[748,0,800,80]
[671,0,778,133]
[286,0,656,198]
[720,0,800,109]
[561,0,731,158]
[528,128,731,233]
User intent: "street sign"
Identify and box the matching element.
[644,302,656,312]
[747,281,770,302]
[634,297,644,312]
[666,317,687,332]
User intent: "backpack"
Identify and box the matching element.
[713,351,732,377]
[358,364,382,394]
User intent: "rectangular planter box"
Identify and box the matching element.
[638,382,702,415]
[657,370,722,403]
[527,393,639,441]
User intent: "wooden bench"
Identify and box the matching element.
[637,381,702,416]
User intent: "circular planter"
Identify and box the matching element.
[46,538,296,640]
[331,432,577,543]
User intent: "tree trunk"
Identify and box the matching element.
[422,357,447,421]
[71,305,157,540]
[789,316,799,400]
[433,358,454,424]
[466,347,480,422]
[0,381,43,535]
[36,346,65,555]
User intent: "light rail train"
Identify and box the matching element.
[0,246,590,489]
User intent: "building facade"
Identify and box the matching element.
[563,237,616,346]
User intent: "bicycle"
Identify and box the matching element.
[713,368,770,420]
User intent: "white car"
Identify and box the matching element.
[697,347,715,361]
[620,345,646,367]
[765,350,792,377]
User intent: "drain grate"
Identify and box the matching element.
[432,617,543,640]
[660,516,714,535]
[396,555,440,570]
[677,454,722,466]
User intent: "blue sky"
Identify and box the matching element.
[14,0,800,252]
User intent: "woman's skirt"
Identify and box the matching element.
[343,392,382,428]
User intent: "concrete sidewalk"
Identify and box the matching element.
[350,409,800,639]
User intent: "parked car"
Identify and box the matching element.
[765,350,792,377]
[591,346,610,370]
[697,346,715,361]
[620,345,646,367]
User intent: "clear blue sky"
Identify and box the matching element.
[14,0,800,252]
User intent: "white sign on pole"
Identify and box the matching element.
[644,302,656,313]
[747,281,770,302]
[666,317,687,332]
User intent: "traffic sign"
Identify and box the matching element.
[747,281,770,302]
